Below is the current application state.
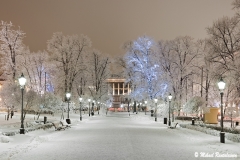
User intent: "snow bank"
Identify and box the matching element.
[1,122,54,137]
[180,124,240,143]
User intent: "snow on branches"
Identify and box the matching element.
[123,36,168,101]
[0,21,25,81]
[47,32,91,98]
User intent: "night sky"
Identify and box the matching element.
[0,0,235,56]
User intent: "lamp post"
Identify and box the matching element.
[92,100,95,116]
[144,100,147,115]
[66,93,71,124]
[168,94,172,127]
[136,103,139,114]
[98,101,100,115]
[88,99,91,117]
[79,97,83,121]
[140,102,142,114]
[154,98,158,121]
[18,73,26,134]
[218,77,226,143]
[133,102,135,113]
[127,99,130,116]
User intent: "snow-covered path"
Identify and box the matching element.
[1,112,240,160]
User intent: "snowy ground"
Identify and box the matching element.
[0,111,240,160]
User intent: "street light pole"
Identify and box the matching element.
[98,102,100,115]
[88,99,91,117]
[140,102,142,114]
[92,100,95,116]
[18,73,26,134]
[144,100,147,115]
[79,97,82,121]
[127,99,130,116]
[66,93,71,124]
[218,77,226,143]
[136,103,139,114]
[168,94,172,127]
[154,98,158,121]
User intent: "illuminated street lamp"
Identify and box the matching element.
[79,97,83,121]
[18,73,26,134]
[66,93,71,124]
[144,100,147,115]
[168,94,173,127]
[88,99,91,117]
[154,98,158,121]
[218,77,226,143]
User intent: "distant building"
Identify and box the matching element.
[106,75,131,108]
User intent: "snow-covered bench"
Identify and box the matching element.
[52,121,71,131]
[169,123,178,129]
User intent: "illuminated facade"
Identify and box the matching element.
[106,77,131,108]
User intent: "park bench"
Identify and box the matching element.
[169,123,178,129]
[52,121,71,131]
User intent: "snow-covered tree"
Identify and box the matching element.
[192,39,220,107]
[47,32,91,99]
[36,92,62,119]
[206,15,240,109]
[86,49,111,103]
[225,103,239,128]
[183,96,206,117]
[0,21,25,81]
[158,36,199,116]
[0,82,40,120]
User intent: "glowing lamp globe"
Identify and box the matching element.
[18,73,26,87]
[168,94,172,101]
[79,97,83,102]
[218,78,225,90]
[66,93,71,99]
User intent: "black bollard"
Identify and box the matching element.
[220,132,225,143]
[192,119,195,125]
[44,116,47,124]
[164,118,167,124]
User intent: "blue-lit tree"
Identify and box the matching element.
[20,50,53,93]
[123,36,168,106]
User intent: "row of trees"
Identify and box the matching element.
[0,24,111,119]
[1,1,240,123]
[120,1,240,120]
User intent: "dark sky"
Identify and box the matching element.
[0,0,235,56]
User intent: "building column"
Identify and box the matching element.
[113,83,114,95]
[118,83,119,95]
